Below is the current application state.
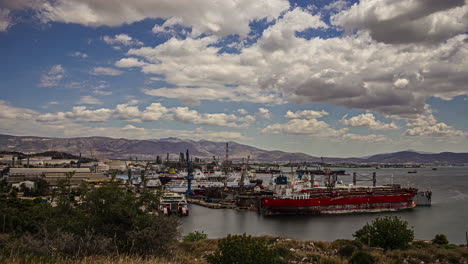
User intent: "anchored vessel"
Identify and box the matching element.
[159,191,189,216]
[260,174,418,215]
[261,186,417,215]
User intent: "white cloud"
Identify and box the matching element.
[256,108,271,119]
[394,78,409,88]
[237,109,248,115]
[142,87,282,106]
[17,0,289,38]
[285,110,328,119]
[76,96,103,105]
[332,0,467,44]
[0,101,247,141]
[0,8,11,31]
[119,6,468,118]
[35,100,253,128]
[258,8,328,52]
[39,65,65,87]
[93,90,112,96]
[91,67,123,76]
[69,51,88,58]
[404,114,467,138]
[261,117,389,143]
[102,34,143,46]
[262,118,346,137]
[341,113,400,130]
[323,0,349,12]
[171,107,254,128]
[115,57,147,68]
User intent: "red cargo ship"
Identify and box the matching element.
[260,186,418,215]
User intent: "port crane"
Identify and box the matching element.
[186,149,194,196]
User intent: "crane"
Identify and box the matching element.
[186,149,194,196]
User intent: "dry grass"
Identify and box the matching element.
[1,239,467,264]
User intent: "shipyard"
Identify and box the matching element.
[2,0,468,263]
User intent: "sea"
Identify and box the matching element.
[181,166,468,245]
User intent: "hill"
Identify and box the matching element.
[1,134,467,164]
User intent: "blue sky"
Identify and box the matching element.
[0,0,467,157]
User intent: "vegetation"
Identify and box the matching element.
[1,181,467,264]
[183,231,208,242]
[432,234,449,245]
[353,216,414,250]
[207,234,286,264]
[0,182,179,258]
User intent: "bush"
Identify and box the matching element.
[432,234,449,245]
[338,244,357,257]
[207,234,285,264]
[183,231,208,242]
[350,250,375,264]
[353,216,414,250]
[1,182,180,258]
[410,240,432,249]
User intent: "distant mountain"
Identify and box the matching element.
[364,151,468,164]
[1,134,467,164]
[0,134,319,162]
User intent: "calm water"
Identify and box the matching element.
[181,167,468,244]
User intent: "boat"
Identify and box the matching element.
[260,174,418,215]
[261,186,417,215]
[297,166,346,176]
[158,191,189,216]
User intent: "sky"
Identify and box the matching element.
[0,0,467,157]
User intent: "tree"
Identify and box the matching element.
[432,234,449,245]
[353,216,414,250]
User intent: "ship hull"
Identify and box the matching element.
[261,192,416,215]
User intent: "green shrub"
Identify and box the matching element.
[318,256,343,264]
[183,231,208,242]
[353,216,414,250]
[432,234,449,245]
[350,250,375,264]
[411,240,431,249]
[207,234,285,264]
[443,244,458,250]
[338,244,357,257]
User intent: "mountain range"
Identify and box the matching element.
[1,134,467,164]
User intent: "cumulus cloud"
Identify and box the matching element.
[341,113,400,130]
[237,109,248,115]
[118,5,468,118]
[0,8,11,31]
[102,34,143,46]
[332,0,468,44]
[404,114,467,138]
[35,100,255,128]
[39,65,65,87]
[69,51,88,58]
[91,67,123,76]
[142,87,282,106]
[285,110,328,119]
[256,108,271,119]
[76,96,103,105]
[261,117,388,143]
[0,101,246,141]
[93,90,112,96]
[6,0,289,38]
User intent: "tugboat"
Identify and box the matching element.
[158,191,189,216]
